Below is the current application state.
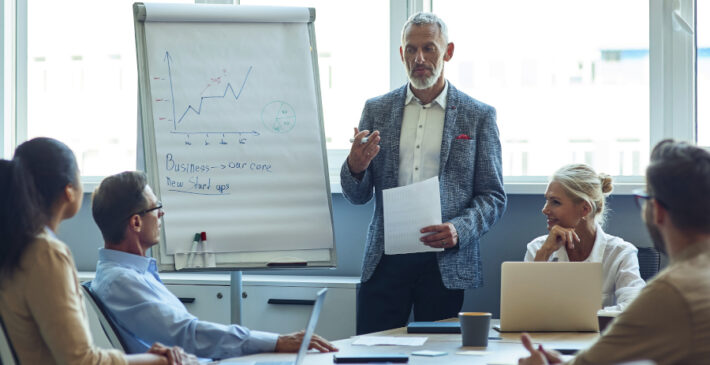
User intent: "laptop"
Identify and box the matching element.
[220,288,327,365]
[499,262,602,332]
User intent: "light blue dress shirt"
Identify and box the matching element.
[92,248,278,359]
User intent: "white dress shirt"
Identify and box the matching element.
[524,224,646,311]
[398,82,448,187]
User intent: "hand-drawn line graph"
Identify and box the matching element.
[157,51,261,144]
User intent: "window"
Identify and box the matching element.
[26,0,191,176]
[699,0,710,146]
[433,0,649,178]
[240,0,390,176]
[4,0,699,188]
[23,0,388,178]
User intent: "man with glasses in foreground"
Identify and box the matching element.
[519,140,710,365]
[90,171,337,360]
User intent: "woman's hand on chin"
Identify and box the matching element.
[535,225,580,261]
[547,225,580,250]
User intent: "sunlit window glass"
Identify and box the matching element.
[433,0,649,177]
[240,0,390,173]
[27,0,192,177]
[698,1,710,146]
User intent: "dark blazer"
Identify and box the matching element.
[340,82,506,289]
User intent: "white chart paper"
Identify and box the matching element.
[143,20,333,254]
[383,176,444,255]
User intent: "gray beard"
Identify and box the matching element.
[410,72,439,89]
[408,61,444,90]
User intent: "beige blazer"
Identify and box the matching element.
[0,231,126,365]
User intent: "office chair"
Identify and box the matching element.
[637,246,661,281]
[81,281,127,352]
[0,314,19,365]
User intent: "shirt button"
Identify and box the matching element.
[416,145,420,149]
[415,167,419,171]
[419,125,423,128]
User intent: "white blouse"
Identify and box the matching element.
[524,224,646,311]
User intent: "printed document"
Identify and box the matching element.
[383,176,443,255]
[352,336,428,346]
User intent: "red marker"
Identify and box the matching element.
[200,232,208,252]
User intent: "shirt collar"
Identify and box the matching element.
[44,226,58,239]
[98,248,157,274]
[586,224,607,262]
[405,80,448,109]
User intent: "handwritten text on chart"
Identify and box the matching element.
[166,176,230,195]
[165,153,273,173]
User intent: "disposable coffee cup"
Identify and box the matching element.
[459,312,491,347]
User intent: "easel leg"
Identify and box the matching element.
[230,271,242,324]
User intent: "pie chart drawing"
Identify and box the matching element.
[261,101,296,133]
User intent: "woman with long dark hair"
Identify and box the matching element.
[0,137,194,365]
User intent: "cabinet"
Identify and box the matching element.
[78,272,359,341]
[163,283,230,325]
[241,275,359,341]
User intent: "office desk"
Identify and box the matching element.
[221,320,599,364]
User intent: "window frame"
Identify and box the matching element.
[2,0,698,195]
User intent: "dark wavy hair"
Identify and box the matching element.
[0,138,79,276]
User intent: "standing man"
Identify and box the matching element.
[341,12,506,334]
[519,140,710,365]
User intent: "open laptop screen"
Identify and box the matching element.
[499,262,601,332]
[294,288,327,365]
[222,288,327,365]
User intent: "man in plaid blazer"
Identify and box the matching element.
[341,12,506,334]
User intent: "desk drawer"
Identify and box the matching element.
[164,284,231,325]
[241,285,355,341]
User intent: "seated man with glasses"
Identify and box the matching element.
[518,140,710,365]
[90,171,337,360]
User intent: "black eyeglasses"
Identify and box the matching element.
[632,189,651,210]
[125,202,163,220]
[632,189,667,210]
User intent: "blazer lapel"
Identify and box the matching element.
[439,83,459,177]
[384,86,407,189]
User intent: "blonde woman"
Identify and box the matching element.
[524,164,645,311]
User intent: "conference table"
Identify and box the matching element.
[220,319,600,364]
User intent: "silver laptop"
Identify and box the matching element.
[499,262,601,332]
[221,288,327,365]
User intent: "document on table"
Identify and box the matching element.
[352,336,428,346]
[383,176,443,255]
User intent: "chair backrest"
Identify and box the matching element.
[637,247,661,281]
[81,281,127,352]
[0,314,19,365]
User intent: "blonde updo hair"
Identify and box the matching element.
[552,164,613,226]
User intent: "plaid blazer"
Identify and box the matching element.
[340,82,506,289]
